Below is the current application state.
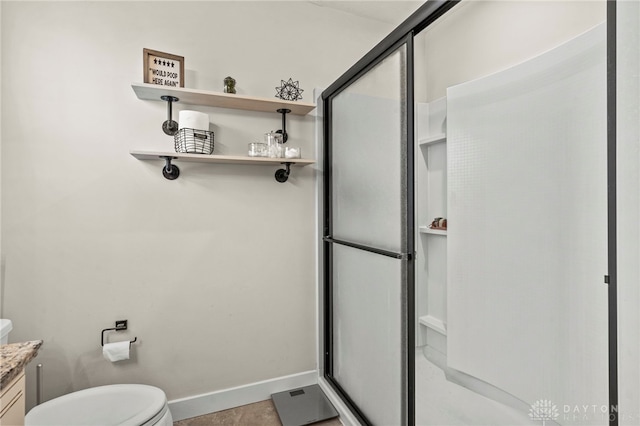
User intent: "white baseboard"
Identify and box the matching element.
[168,370,318,421]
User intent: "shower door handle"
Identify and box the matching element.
[323,236,412,260]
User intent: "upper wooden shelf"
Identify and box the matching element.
[131,83,316,115]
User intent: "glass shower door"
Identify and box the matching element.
[323,39,414,426]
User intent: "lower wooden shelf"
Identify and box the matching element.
[130,150,315,166]
[130,150,314,182]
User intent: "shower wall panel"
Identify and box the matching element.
[447,24,607,424]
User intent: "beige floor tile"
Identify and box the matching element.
[173,399,341,426]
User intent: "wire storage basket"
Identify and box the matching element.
[174,128,214,154]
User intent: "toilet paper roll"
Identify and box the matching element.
[103,341,130,362]
[178,110,209,131]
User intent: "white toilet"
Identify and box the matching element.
[0,319,13,344]
[25,384,173,426]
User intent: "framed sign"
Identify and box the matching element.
[143,48,184,88]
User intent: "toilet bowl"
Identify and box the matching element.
[25,384,172,426]
[0,319,13,345]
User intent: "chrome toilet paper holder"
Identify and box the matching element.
[101,320,137,346]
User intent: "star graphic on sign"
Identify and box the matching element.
[275,78,304,101]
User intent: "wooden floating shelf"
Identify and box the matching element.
[419,133,446,146]
[130,150,315,166]
[419,226,447,236]
[131,83,316,116]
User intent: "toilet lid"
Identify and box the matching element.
[25,384,167,426]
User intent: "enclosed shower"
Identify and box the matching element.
[319,1,639,425]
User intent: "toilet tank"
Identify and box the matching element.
[0,319,13,345]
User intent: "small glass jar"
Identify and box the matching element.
[265,131,284,158]
[284,146,301,159]
[248,142,267,157]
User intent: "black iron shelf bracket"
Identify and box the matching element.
[275,162,292,183]
[161,95,179,136]
[155,156,297,182]
[101,319,137,347]
[276,108,291,143]
[160,156,180,180]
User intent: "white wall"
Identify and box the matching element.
[0,0,393,411]
[419,0,606,101]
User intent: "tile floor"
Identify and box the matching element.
[175,349,532,425]
[173,399,342,426]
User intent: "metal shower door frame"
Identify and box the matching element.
[319,3,459,425]
[322,35,414,426]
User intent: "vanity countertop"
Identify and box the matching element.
[0,340,43,389]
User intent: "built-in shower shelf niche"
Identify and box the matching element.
[419,226,447,236]
[419,133,446,147]
[419,315,447,336]
[415,96,448,350]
